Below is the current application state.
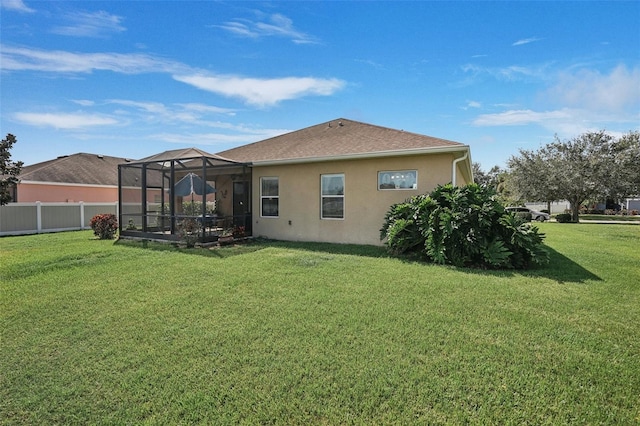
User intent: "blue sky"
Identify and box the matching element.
[2,1,639,170]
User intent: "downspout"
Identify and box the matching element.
[451,151,469,187]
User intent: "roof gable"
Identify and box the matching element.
[217,118,466,163]
[19,153,130,186]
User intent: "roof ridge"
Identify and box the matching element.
[213,118,353,156]
[336,118,462,145]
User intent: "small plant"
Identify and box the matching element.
[232,225,246,238]
[126,219,137,230]
[177,218,201,247]
[89,214,118,240]
[555,213,573,223]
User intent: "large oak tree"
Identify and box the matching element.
[507,131,640,222]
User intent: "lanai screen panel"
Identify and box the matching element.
[119,164,144,229]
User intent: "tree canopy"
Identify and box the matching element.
[1,134,24,205]
[507,130,640,221]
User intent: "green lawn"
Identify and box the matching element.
[1,224,639,424]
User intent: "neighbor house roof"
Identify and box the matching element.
[19,153,131,186]
[217,118,468,165]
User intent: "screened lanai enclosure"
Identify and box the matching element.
[118,148,252,244]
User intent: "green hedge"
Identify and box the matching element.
[555,213,573,223]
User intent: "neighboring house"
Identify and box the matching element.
[16,153,131,203]
[119,118,473,246]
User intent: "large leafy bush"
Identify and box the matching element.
[380,184,548,269]
[89,214,118,240]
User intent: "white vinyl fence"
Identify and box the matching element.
[0,202,118,236]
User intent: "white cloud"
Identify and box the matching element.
[460,63,552,84]
[173,73,346,107]
[545,64,640,112]
[512,37,542,46]
[71,99,95,107]
[468,63,639,138]
[107,99,238,124]
[0,0,34,13]
[108,99,169,115]
[355,59,384,69]
[1,45,345,106]
[13,112,118,129]
[473,109,572,126]
[472,106,639,139]
[0,45,185,74]
[216,13,318,44]
[52,10,126,37]
[177,103,236,116]
[150,128,288,146]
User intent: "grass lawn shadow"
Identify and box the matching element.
[266,240,602,284]
[460,246,603,284]
[115,237,392,260]
[114,238,601,284]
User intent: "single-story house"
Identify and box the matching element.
[15,153,131,203]
[118,118,473,246]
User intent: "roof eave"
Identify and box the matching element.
[250,145,471,166]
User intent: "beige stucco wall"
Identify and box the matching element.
[251,153,469,246]
[17,182,118,203]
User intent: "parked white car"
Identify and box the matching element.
[506,207,551,222]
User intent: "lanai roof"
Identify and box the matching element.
[19,153,131,186]
[136,147,239,165]
[217,118,468,164]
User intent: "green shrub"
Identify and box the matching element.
[555,213,573,223]
[380,184,548,269]
[89,214,118,239]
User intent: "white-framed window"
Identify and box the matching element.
[378,170,417,190]
[260,177,279,217]
[321,173,344,219]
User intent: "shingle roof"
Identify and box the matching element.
[19,153,131,186]
[217,118,466,163]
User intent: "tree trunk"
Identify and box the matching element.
[570,199,580,222]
